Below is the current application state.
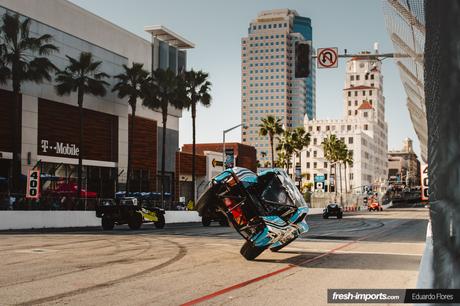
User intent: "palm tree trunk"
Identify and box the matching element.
[77,88,84,205]
[298,152,302,189]
[344,164,347,194]
[339,163,343,194]
[191,103,196,204]
[12,86,21,195]
[270,134,274,168]
[161,110,167,205]
[126,102,135,196]
[334,164,338,197]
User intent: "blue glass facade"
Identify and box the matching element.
[293,16,316,120]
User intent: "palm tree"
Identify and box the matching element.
[55,52,109,202]
[292,127,311,179]
[322,134,340,195]
[276,151,288,168]
[258,115,283,168]
[0,13,58,193]
[343,149,354,193]
[112,63,149,195]
[336,140,348,195]
[182,69,211,204]
[276,129,295,174]
[142,68,184,204]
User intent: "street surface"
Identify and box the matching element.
[0,208,428,306]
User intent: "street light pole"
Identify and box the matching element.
[222,123,247,169]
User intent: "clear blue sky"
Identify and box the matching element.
[69,0,420,157]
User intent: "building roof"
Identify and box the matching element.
[343,85,375,90]
[144,25,195,49]
[357,101,373,110]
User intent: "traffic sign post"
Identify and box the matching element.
[317,47,338,68]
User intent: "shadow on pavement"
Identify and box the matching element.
[256,250,421,271]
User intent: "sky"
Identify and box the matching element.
[69,0,421,157]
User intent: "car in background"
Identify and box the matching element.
[368,201,383,211]
[95,197,165,230]
[323,203,343,219]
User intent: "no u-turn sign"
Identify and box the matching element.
[317,47,338,68]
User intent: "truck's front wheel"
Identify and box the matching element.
[128,212,143,230]
[240,241,267,260]
[101,216,114,230]
[154,213,165,229]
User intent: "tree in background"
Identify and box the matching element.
[0,13,58,193]
[343,148,354,193]
[55,52,109,202]
[182,69,211,203]
[258,115,283,168]
[321,134,340,195]
[112,63,149,195]
[292,127,311,179]
[276,129,295,175]
[142,68,184,204]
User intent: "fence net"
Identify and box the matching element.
[424,0,460,288]
[382,0,427,162]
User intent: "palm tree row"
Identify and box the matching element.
[0,13,211,204]
[321,134,353,194]
[258,115,311,178]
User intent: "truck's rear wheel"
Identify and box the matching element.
[218,218,229,227]
[240,241,267,260]
[101,216,114,230]
[128,212,143,230]
[154,213,165,229]
[202,216,211,227]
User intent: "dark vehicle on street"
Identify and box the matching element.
[323,203,343,219]
[196,167,309,260]
[95,197,165,230]
[201,209,229,227]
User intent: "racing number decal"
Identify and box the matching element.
[26,169,41,199]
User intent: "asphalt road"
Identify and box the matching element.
[0,208,428,306]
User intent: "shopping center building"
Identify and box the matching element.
[0,0,194,198]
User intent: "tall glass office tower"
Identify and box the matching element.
[241,9,316,164]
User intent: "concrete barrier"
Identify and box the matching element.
[417,221,434,289]
[0,210,204,230]
[0,206,327,230]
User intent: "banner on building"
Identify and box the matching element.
[224,148,235,169]
[26,169,41,199]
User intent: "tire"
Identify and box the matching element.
[380,207,383,211]
[218,218,229,227]
[240,241,267,260]
[270,238,295,252]
[323,214,329,219]
[128,212,143,230]
[337,213,343,219]
[154,213,166,229]
[101,216,114,230]
[368,208,371,211]
[202,216,211,227]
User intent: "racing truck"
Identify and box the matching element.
[196,167,310,260]
[95,197,165,230]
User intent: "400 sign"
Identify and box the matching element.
[420,164,429,201]
[26,169,41,199]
